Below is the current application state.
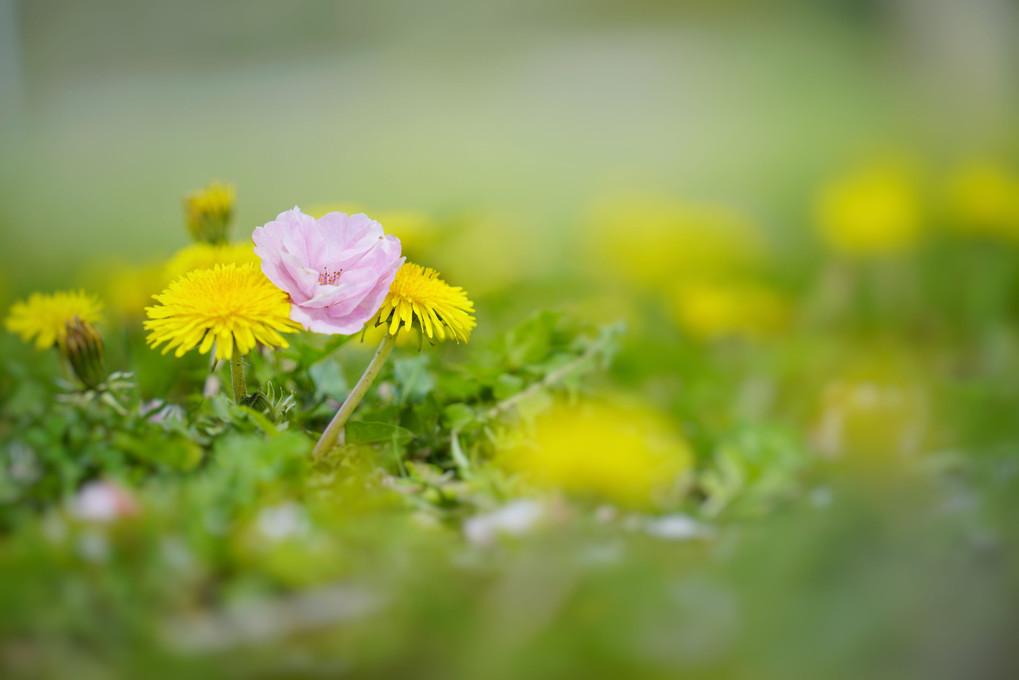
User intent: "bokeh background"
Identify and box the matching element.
[2,0,1016,286]
[4,1,1019,678]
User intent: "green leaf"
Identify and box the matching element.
[208,394,234,421]
[393,355,435,403]
[345,421,415,445]
[442,403,477,431]
[285,333,357,367]
[436,372,481,400]
[493,374,525,400]
[512,389,555,423]
[450,431,471,474]
[213,431,310,483]
[503,311,560,368]
[309,359,349,400]
[113,431,203,471]
[231,404,284,436]
[700,428,807,518]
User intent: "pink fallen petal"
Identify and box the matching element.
[71,480,140,522]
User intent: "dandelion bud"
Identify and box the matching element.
[59,317,106,389]
[183,181,236,244]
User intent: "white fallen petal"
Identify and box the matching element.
[463,500,544,545]
[642,514,715,541]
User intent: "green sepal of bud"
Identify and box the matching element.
[59,317,107,390]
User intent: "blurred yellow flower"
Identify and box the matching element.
[100,262,167,320]
[670,280,789,341]
[145,263,299,361]
[5,290,103,350]
[184,181,236,244]
[499,401,693,508]
[434,214,533,296]
[946,161,1019,242]
[377,263,475,343]
[306,203,438,257]
[165,242,259,280]
[815,164,923,257]
[587,193,764,288]
[569,291,643,330]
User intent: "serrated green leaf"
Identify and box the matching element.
[503,311,560,368]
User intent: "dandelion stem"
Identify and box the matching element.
[313,332,397,460]
[230,352,246,403]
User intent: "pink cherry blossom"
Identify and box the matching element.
[252,207,404,335]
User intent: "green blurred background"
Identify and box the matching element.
[2,0,1016,288]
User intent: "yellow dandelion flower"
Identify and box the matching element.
[5,290,103,349]
[377,263,476,343]
[184,181,236,244]
[164,242,258,280]
[102,262,167,320]
[946,161,1019,242]
[586,193,764,289]
[499,401,693,508]
[815,164,923,257]
[360,319,423,349]
[145,263,300,361]
[669,280,789,341]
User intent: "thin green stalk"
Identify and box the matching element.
[313,332,397,460]
[230,352,247,403]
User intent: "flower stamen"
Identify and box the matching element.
[317,269,343,286]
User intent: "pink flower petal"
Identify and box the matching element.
[252,206,405,334]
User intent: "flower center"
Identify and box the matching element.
[318,269,342,286]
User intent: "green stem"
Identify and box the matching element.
[313,332,397,460]
[230,352,247,403]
